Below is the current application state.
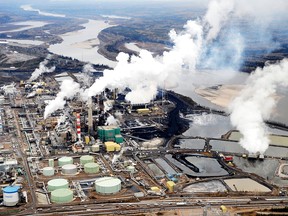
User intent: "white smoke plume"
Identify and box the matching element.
[106,115,119,126]
[44,80,82,119]
[45,0,288,117]
[204,0,235,41]
[83,64,96,73]
[79,64,95,86]
[86,20,203,104]
[29,55,55,81]
[230,59,288,154]
[112,147,128,165]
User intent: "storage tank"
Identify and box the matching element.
[80,155,94,165]
[85,136,90,145]
[126,165,135,174]
[48,159,54,167]
[58,157,73,166]
[84,162,100,174]
[115,134,123,144]
[2,186,20,206]
[62,164,77,175]
[95,177,121,194]
[43,167,54,176]
[51,188,73,204]
[91,144,100,152]
[47,179,69,192]
[114,127,121,135]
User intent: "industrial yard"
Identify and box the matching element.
[0,71,287,216]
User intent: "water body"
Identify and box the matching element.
[48,19,117,68]
[0,21,49,34]
[183,113,232,138]
[233,156,287,187]
[125,43,142,53]
[6,39,43,46]
[210,139,288,158]
[155,158,177,175]
[176,138,206,150]
[165,154,228,177]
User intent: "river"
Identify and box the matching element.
[48,19,117,68]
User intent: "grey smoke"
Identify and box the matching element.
[230,58,288,154]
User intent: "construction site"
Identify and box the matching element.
[0,71,288,216]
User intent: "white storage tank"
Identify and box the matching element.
[49,159,54,167]
[58,157,73,166]
[84,162,100,174]
[80,155,94,165]
[95,177,121,194]
[43,167,54,176]
[47,179,69,192]
[62,164,77,175]
[51,188,73,204]
[91,144,100,152]
[3,186,20,206]
[126,165,135,174]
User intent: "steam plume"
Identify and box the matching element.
[86,20,203,104]
[230,59,288,154]
[106,115,119,126]
[44,0,288,117]
[204,0,235,41]
[44,80,82,119]
[29,55,55,81]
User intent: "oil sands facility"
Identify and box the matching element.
[0,71,288,216]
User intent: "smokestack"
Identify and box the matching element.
[76,113,81,140]
[88,97,93,135]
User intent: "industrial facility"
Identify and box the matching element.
[0,71,288,215]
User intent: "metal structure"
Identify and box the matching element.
[3,186,20,206]
[80,155,94,165]
[51,188,73,204]
[95,177,121,194]
[84,162,100,174]
[62,164,77,175]
[76,113,81,140]
[43,167,54,176]
[47,179,69,192]
[58,157,73,166]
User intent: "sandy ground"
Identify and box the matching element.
[0,21,49,34]
[195,85,243,108]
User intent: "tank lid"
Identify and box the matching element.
[3,186,20,193]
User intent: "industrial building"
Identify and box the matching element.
[0,72,287,216]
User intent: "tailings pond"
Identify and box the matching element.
[165,154,229,177]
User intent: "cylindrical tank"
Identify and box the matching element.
[91,144,100,152]
[51,188,73,204]
[47,179,69,192]
[115,134,124,143]
[126,165,135,174]
[2,186,20,206]
[85,136,90,145]
[62,164,77,175]
[49,159,54,167]
[83,149,89,153]
[77,148,83,153]
[80,155,94,165]
[43,167,54,176]
[114,127,121,135]
[84,162,100,174]
[95,177,121,194]
[58,157,73,166]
